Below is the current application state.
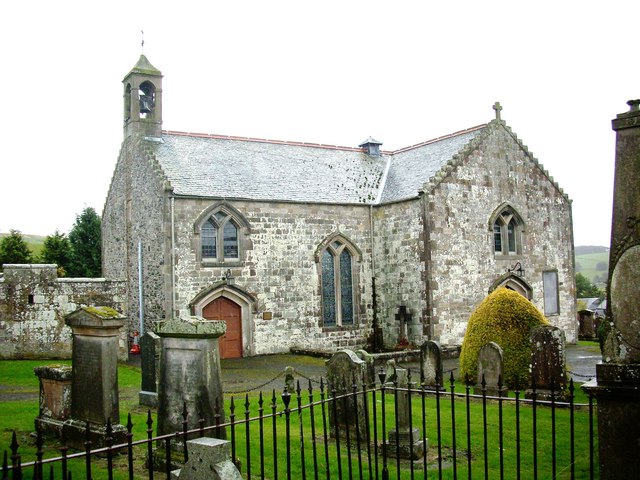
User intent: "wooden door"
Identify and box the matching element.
[202,297,242,359]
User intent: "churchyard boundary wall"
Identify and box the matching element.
[0,264,127,360]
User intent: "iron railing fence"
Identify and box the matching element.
[2,373,598,480]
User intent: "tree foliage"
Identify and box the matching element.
[67,207,102,277]
[40,230,73,276]
[459,288,550,389]
[0,230,33,266]
[576,272,602,298]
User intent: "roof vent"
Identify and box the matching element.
[359,137,383,157]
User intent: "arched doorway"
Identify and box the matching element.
[203,297,242,359]
[489,273,533,300]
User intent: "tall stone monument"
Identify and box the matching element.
[62,306,127,448]
[583,99,640,479]
[156,316,226,442]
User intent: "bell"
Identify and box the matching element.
[139,94,154,114]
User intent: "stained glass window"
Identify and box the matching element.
[322,250,336,326]
[340,250,354,325]
[202,220,217,258]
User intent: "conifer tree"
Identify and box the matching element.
[67,207,102,277]
[40,230,73,276]
[0,229,33,266]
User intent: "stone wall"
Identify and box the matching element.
[171,199,375,354]
[425,123,576,345]
[372,199,427,348]
[102,136,171,336]
[0,264,127,359]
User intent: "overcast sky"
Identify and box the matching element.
[1,1,637,247]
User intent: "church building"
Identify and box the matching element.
[102,55,576,358]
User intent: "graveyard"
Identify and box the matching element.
[1,325,600,479]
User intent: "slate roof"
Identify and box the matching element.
[154,125,487,205]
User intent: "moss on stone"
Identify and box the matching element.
[459,288,549,389]
[83,306,120,318]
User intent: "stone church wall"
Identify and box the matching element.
[103,137,171,336]
[171,199,375,354]
[0,264,127,359]
[372,199,427,348]
[426,125,576,345]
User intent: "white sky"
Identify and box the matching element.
[1,1,638,247]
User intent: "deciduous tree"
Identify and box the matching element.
[576,272,602,298]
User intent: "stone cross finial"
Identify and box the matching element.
[493,102,503,120]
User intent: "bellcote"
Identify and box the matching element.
[123,55,163,139]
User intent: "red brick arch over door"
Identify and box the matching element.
[202,297,242,359]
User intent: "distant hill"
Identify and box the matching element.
[575,245,609,255]
[0,232,46,259]
[575,245,609,286]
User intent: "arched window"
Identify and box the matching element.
[138,81,156,118]
[317,237,359,327]
[490,204,524,257]
[195,203,249,265]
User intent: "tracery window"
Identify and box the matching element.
[196,204,248,265]
[491,205,523,256]
[319,238,357,327]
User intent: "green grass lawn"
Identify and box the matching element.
[1,360,598,479]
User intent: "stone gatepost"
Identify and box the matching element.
[139,331,161,407]
[583,99,640,479]
[384,366,425,460]
[474,342,507,396]
[326,349,369,442]
[62,306,127,449]
[420,340,443,388]
[527,325,567,401]
[34,364,72,436]
[156,316,226,443]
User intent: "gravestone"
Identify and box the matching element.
[355,349,376,387]
[34,364,72,436]
[582,99,640,479]
[139,331,161,407]
[325,349,369,442]
[384,366,425,460]
[474,342,507,396]
[420,340,443,388]
[170,438,242,480]
[527,325,567,401]
[61,306,127,449]
[156,316,226,444]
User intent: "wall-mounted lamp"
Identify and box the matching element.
[507,262,525,277]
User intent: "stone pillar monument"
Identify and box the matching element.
[62,306,127,449]
[156,316,226,441]
[583,99,640,479]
